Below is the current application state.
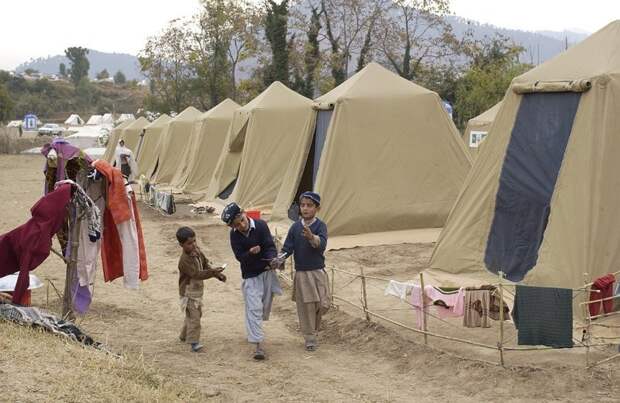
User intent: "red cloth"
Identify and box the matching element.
[589,274,616,317]
[131,192,148,281]
[93,160,130,283]
[0,184,72,303]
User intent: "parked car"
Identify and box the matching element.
[38,123,63,136]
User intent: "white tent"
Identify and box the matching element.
[64,126,108,149]
[116,114,135,124]
[101,113,114,125]
[64,114,84,126]
[86,115,103,125]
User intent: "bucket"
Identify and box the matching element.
[246,210,261,220]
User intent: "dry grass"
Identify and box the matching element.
[0,321,212,402]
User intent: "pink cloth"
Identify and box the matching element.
[411,285,465,329]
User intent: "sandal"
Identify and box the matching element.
[305,342,317,352]
[253,348,266,360]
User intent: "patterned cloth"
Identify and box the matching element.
[55,180,101,242]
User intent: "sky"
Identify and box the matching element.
[0,0,618,71]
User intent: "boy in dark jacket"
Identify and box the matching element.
[279,191,330,351]
[222,203,282,360]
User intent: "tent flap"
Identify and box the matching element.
[512,79,591,94]
[484,92,582,281]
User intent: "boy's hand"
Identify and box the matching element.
[217,273,227,282]
[249,245,261,254]
[302,225,314,241]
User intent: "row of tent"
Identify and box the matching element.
[65,113,135,127]
[103,62,473,237]
[102,20,620,294]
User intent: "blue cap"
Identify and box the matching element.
[221,202,242,224]
[299,191,321,206]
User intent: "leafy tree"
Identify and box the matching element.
[454,35,530,129]
[64,47,90,86]
[0,84,13,122]
[24,68,39,75]
[139,19,194,113]
[114,70,126,84]
[264,0,290,85]
[97,69,110,80]
[300,5,321,97]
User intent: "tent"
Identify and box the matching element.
[271,62,472,236]
[101,113,114,125]
[205,82,314,210]
[135,114,171,176]
[429,21,620,294]
[116,114,135,124]
[148,106,202,183]
[64,114,84,126]
[86,115,103,125]
[170,99,240,193]
[102,118,135,162]
[462,101,502,156]
[119,117,150,153]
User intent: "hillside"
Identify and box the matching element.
[15,49,142,81]
[0,71,146,121]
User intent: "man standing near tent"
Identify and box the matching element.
[221,202,282,360]
[114,140,137,181]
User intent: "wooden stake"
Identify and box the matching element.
[419,272,428,345]
[331,267,335,305]
[62,209,81,318]
[498,271,505,367]
[360,267,370,322]
[583,273,591,368]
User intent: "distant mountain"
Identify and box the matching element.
[15,50,142,80]
[446,16,590,65]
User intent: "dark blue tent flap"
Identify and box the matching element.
[313,110,332,184]
[484,92,581,281]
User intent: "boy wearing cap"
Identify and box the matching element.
[279,191,330,351]
[221,202,282,360]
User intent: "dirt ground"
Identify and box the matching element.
[0,154,618,402]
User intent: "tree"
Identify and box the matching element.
[114,70,126,84]
[301,5,322,97]
[0,84,13,123]
[59,63,67,78]
[64,47,90,86]
[378,0,461,81]
[139,19,194,113]
[24,68,39,76]
[97,69,110,80]
[320,0,386,85]
[454,35,530,129]
[264,0,290,85]
[226,0,261,99]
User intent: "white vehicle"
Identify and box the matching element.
[38,123,63,136]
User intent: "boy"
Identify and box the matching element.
[221,202,282,360]
[177,226,226,352]
[279,191,330,351]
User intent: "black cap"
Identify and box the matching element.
[221,202,242,225]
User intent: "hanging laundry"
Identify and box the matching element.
[385,280,416,300]
[463,288,491,328]
[93,159,131,283]
[426,286,465,319]
[93,159,147,288]
[0,184,72,303]
[513,285,573,348]
[589,274,616,317]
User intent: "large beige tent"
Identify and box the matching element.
[170,99,240,193]
[120,117,150,153]
[136,114,171,176]
[462,101,502,156]
[271,62,472,236]
[149,106,202,184]
[205,82,314,210]
[102,118,135,162]
[429,21,620,293]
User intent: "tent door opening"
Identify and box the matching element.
[484,92,581,281]
[287,109,332,220]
